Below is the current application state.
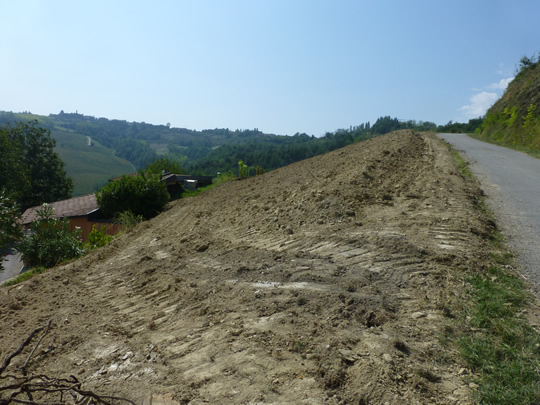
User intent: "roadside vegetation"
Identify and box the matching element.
[468,132,540,159]
[2,266,46,286]
[475,54,540,157]
[446,142,540,404]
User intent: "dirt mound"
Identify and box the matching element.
[1,131,491,404]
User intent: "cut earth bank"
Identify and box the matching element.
[1,130,536,404]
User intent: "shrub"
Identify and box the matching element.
[113,210,144,229]
[17,204,85,268]
[96,173,169,219]
[86,224,113,249]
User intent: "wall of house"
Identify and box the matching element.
[68,217,122,242]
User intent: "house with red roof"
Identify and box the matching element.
[21,194,121,242]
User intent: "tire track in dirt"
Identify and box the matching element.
[1,131,493,404]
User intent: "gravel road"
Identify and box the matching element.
[438,133,540,293]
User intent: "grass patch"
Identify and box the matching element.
[439,137,473,177]
[2,266,46,286]
[458,265,539,404]
[443,138,540,404]
[449,148,473,177]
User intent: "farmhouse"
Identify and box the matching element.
[21,194,120,242]
[20,173,213,242]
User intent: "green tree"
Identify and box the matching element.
[0,121,73,209]
[85,224,113,249]
[96,173,169,219]
[143,156,185,176]
[0,189,23,271]
[17,204,85,268]
[238,160,249,179]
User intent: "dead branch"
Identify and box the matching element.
[1,327,135,405]
[22,321,52,372]
[0,326,45,375]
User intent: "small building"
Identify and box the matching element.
[21,194,121,242]
[161,173,213,193]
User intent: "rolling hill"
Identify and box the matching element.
[0,112,136,196]
[1,111,439,197]
[52,129,135,196]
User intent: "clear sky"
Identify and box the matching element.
[1,0,538,136]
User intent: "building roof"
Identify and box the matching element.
[21,194,99,225]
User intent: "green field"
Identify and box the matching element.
[53,130,135,196]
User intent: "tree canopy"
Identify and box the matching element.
[143,156,185,176]
[0,121,73,209]
[96,173,169,219]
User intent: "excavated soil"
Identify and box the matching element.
[1,131,497,404]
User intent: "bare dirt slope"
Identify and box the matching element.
[1,131,495,404]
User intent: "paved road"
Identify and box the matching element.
[0,247,23,283]
[438,133,540,293]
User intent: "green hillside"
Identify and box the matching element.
[2,110,441,194]
[52,130,135,196]
[477,56,540,153]
[0,112,135,196]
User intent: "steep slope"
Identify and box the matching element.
[1,131,494,404]
[479,58,540,152]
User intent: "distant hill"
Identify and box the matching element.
[1,110,440,195]
[52,129,135,196]
[0,112,135,196]
[477,55,540,153]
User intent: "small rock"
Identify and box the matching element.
[195,243,209,252]
[122,351,134,360]
[411,311,426,319]
[338,349,356,362]
[383,353,393,364]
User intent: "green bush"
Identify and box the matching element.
[17,204,85,268]
[96,173,169,219]
[113,210,144,229]
[85,224,113,249]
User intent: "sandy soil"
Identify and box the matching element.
[1,131,499,404]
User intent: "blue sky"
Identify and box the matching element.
[1,0,538,136]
